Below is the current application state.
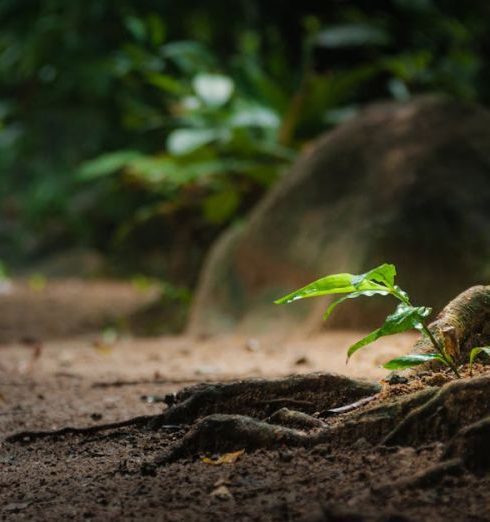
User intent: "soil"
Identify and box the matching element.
[2,279,490,521]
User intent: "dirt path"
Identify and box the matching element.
[2,279,490,521]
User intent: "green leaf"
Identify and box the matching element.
[274,264,396,305]
[229,106,280,129]
[146,73,184,94]
[469,346,490,373]
[0,260,8,281]
[274,273,357,304]
[192,73,234,107]
[352,263,396,289]
[162,41,216,73]
[347,303,432,359]
[315,24,390,49]
[323,290,390,319]
[146,14,166,46]
[125,16,147,42]
[78,151,143,180]
[167,128,224,155]
[383,353,443,370]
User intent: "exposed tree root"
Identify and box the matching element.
[413,285,490,365]
[154,413,329,465]
[150,373,380,428]
[143,387,438,470]
[5,373,379,446]
[267,407,326,429]
[329,387,438,447]
[444,414,490,474]
[383,376,490,447]
[5,414,169,443]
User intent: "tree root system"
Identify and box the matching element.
[6,285,490,483]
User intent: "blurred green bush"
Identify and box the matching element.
[1,0,489,283]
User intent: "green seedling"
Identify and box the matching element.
[275,263,461,377]
[468,346,490,376]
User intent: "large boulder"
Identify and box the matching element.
[188,96,490,336]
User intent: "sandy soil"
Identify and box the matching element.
[1,279,490,521]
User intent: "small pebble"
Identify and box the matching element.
[245,338,261,352]
[210,485,233,500]
[294,356,309,366]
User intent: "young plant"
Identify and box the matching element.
[468,346,490,376]
[274,263,461,377]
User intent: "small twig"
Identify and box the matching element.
[320,394,378,416]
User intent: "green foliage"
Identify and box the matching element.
[275,263,460,376]
[469,347,490,375]
[347,303,431,359]
[274,264,396,305]
[382,353,443,370]
[2,0,490,274]
[77,50,293,235]
[0,260,8,281]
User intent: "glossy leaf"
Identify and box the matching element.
[469,346,490,373]
[274,273,357,304]
[383,353,442,370]
[274,264,396,305]
[352,263,396,289]
[323,290,390,319]
[347,303,432,359]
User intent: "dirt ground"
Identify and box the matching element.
[2,280,490,521]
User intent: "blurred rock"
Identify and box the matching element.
[188,96,490,336]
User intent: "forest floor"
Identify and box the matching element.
[1,279,490,521]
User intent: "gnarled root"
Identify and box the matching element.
[267,407,326,429]
[144,373,381,468]
[150,373,380,429]
[144,387,438,469]
[413,285,490,365]
[443,415,490,474]
[383,376,490,447]
[154,413,330,466]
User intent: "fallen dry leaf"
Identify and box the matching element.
[201,449,245,466]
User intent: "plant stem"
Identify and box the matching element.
[396,291,461,378]
[421,323,461,378]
